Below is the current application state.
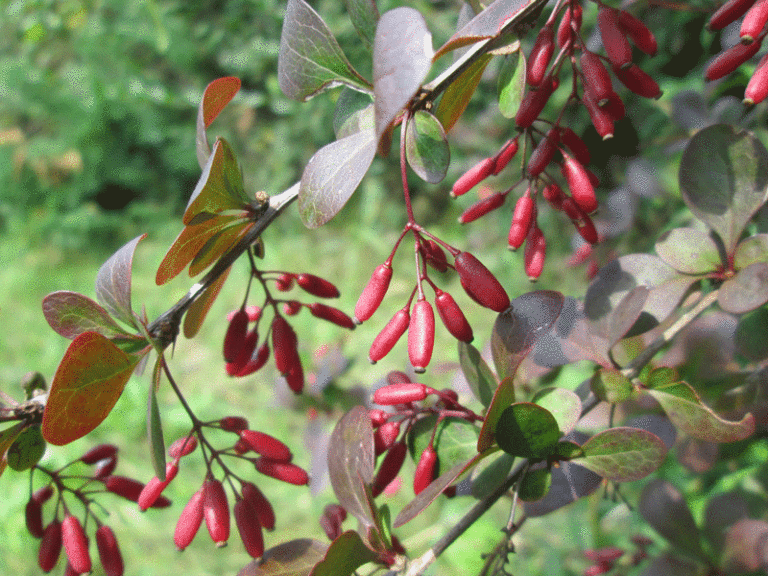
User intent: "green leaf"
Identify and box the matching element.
[497,49,526,119]
[42,332,141,446]
[6,425,46,471]
[531,388,581,436]
[435,53,492,132]
[148,358,166,481]
[278,0,370,101]
[496,403,561,459]
[333,90,374,138]
[96,234,147,330]
[310,531,378,576]
[646,366,679,389]
[196,77,241,169]
[735,305,768,361]
[679,124,768,254]
[734,233,768,269]
[655,228,722,274]
[342,0,379,51]
[718,262,768,314]
[477,376,516,452]
[237,539,328,576]
[590,368,634,404]
[405,110,450,184]
[646,380,755,443]
[570,427,667,482]
[458,340,497,408]
[42,291,132,340]
[408,415,480,472]
[0,423,25,478]
[518,466,551,501]
[298,128,377,228]
[470,451,514,499]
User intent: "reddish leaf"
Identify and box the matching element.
[196,77,241,169]
[42,291,131,340]
[96,234,147,329]
[571,427,667,482]
[524,460,602,517]
[188,221,255,277]
[183,267,231,338]
[435,53,492,132]
[309,531,378,576]
[718,262,768,313]
[42,332,142,445]
[237,539,327,576]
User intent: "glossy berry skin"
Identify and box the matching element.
[706,40,763,81]
[271,315,298,375]
[308,303,355,329]
[458,192,505,224]
[746,53,768,103]
[374,421,400,455]
[96,525,124,576]
[434,289,474,343]
[454,252,510,312]
[524,226,547,281]
[254,458,310,485]
[62,515,91,574]
[26,498,44,538]
[239,430,292,462]
[168,435,198,459]
[508,191,535,250]
[80,443,118,464]
[374,382,429,405]
[355,264,392,323]
[39,519,63,573]
[491,138,519,175]
[413,446,438,495]
[295,273,340,298]
[618,10,657,55]
[241,482,275,531]
[612,64,662,99]
[234,497,264,559]
[527,128,560,178]
[203,478,230,547]
[515,75,555,128]
[369,308,410,363]
[138,462,179,511]
[452,157,495,197]
[527,24,555,86]
[562,154,598,214]
[223,309,249,363]
[175,489,205,551]
[104,476,144,502]
[598,6,633,69]
[557,3,582,47]
[408,299,435,373]
[741,0,768,42]
[708,0,757,30]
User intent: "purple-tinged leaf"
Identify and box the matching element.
[655,228,722,274]
[637,553,699,576]
[458,340,497,408]
[734,233,768,269]
[722,519,768,573]
[405,110,449,184]
[42,291,130,340]
[676,436,718,473]
[187,221,255,277]
[310,531,378,576]
[646,380,755,442]
[523,460,601,517]
[96,234,146,330]
[237,539,328,576]
[333,90,374,139]
[327,406,375,528]
[42,332,142,446]
[718,262,768,313]
[590,368,634,404]
[703,492,749,552]
[531,388,581,436]
[496,403,561,459]
[639,479,707,561]
[607,286,649,348]
[497,49,526,119]
[342,0,379,51]
[299,128,376,228]
[184,266,231,338]
[372,7,433,140]
[196,77,241,169]
[624,414,677,450]
[147,358,166,481]
[679,124,768,254]
[435,53,492,131]
[278,0,370,102]
[570,427,667,482]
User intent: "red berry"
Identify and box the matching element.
[746,52,768,103]
[93,455,118,479]
[138,462,179,511]
[527,128,560,178]
[271,315,298,375]
[515,75,555,128]
[559,127,591,167]
[612,64,662,99]
[369,408,389,428]
[235,342,270,377]
[231,327,259,372]
[542,183,565,210]
[708,0,758,30]
[458,191,506,224]
[32,485,55,505]
[96,525,124,576]
[454,252,510,312]
[408,299,435,373]
[618,10,657,55]
[355,263,393,323]
[26,498,44,538]
[203,478,230,547]
[239,430,292,462]
[582,91,615,140]
[508,189,535,250]
[275,273,294,291]
[234,497,264,558]
[308,302,355,329]
[241,482,276,531]
[104,476,144,503]
[386,370,411,385]
[374,420,401,455]
[527,24,555,87]
[223,309,249,363]
[434,289,474,342]
[175,489,205,551]
[563,198,599,244]
[524,225,546,281]
[254,458,309,485]
[284,361,304,394]
[282,300,302,316]
[220,416,249,432]
[413,446,438,495]
[557,3,582,47]
[452,157,495,197]
[62,515,91,574]
[491,137,519,175]
[369,308,410,363]
[598,6,633,69]
[295,273,340,298]
[423,239,449,272]
[741,0,768,42]
[80,443,118,465]
[706,39,763,80]
[562,154,598,214]
[372,441,407,496]
[39,518,63,573]
[169,435,199,459]
[374,382,430,405]
[580,51,614,105]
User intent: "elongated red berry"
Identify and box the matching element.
[598,6,633,69]
[372,441,407,496]
[374,382,429,405]
[562,198,599,244]
[284,360,304,394]
[515,75,555,128]
[104,476,144,502]
[240,430,292,462]
[454,252,510,312]
[203,478,230,547]
[138,462,179,511]
[492,137,519,175]
[96,525,124,576]
[33,485,55,505]
[459,191,505,224]
[706,39,763,80]
[374,420,400,455]
[559,127,591,167]
[746,53,768,103]
[583,91,615,140]
[241,482,275,531]
[423,239,449,272]
[709,0,758,30]
[387,370,411,385]
[232,327,259,372]
[741,0,768,42]
[524,225,546,281]
[175,489,205,551]
[558,3,582,47]
[26,498,44,538]
[235,342,270,377]
[434,289,474,342]
[308,303,355,329]
[355,263,393,323]
[295,273,339,298]
[527,128,560,178]
[618,10,657,55]
[62,515,91,574]
[224,309,248,363]
[369,308,410,363]
[283,300,302,316]
[413,446,438,495]
[562,154,598,213]
[602,92,626,121]
[542,183,565,210]
[271,315,298,375]
[94,456,117,479]
[81,443,118,465]
[527,24,555,86]
[169,435,198,459]
[408,299,435,373]
[580,51,614,105]
[234,497,264,558]
[508,189,535,250]
[220,416,249,432]
[612,64,662,99]
[39,518,62,573]
[254,458,309,485]
[452,157,495,197]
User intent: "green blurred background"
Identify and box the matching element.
[1,0,757,575]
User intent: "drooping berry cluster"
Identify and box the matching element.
[706,0,768,103]
[451,1,661,278]
[223,268,354,392]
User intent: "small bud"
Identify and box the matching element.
[618,10,657,55]
[308,303,355,329]
[39,519,63,573]
[96,525,124,576]
[355,264,393,323]
[372,441,407,496]
[138,462,179,511]
[557,3,582,47]
[175,489,205,551]
[423,239,449,272]
[374,420,401,455]
[454,252,510,312]
[408,299,435,373]
[706,39,763,80]
[508,189,535,250]
[275,273,294,291]
[224,309,249,363]
[434,289,474,342]
[235,342,270,377]
[94,455,118,479]
[241,482,276,531]
[81,443,118,465]
[295,273,340,298]
[62,515,91,574]
[458,192,506,224]
[369,308,410,363]
[283,300,302,316]
[319,504,347,541]
[368,408,389,428]
[26,498,44,538]
[491,137,519,175]
[374,382,430,405]
[527,128,560,178]
[245,305,262,322]
[708,0,758,30]
[234,497,264,558]
[451,157,495,197]
[169,435,199,459]
[515,75,555,128]
[527,24,555,86]
[240,430,292,462]
[203,478,230,547]
[562,154,598,214]
[413,446,438,495]
[254,458,309,485]
[612,64,662,99]
[32,485,54,505]
[524,225,546,281]
[598,6,633,69]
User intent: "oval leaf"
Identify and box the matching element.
[477,376,516,452]
[523,460,602,517]
[570,427,667,482]
[237,539,328,576]
[679,124,768,253]
[497,49,526,119]
[470,452,515,499]
[458,340,497,408]
[408,415,480,472]
[6,425,46,472]
[0,423,25,479]
[531,387,581,436]
[183,266,231,338]
[310,531,378,576]
[496,403,561,459]
[518,465,551,502]
[590,368,634,404]
[436,53,492,131]
[373,7,433,140]
[734,233,768,269]
[42,332,141,446]
[42,291,130,340]
[607,286,649,348]
[342,0,379,50]
[718,262,768,313]
[655,228,722,274]
[405,110,450,183]
[96,234,147,330]
[196,77,241,169]
[735,305,768,361]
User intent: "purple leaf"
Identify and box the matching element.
[523,460,602,517]
[590,368,634,404]
[42,291,130,340]
[373,7,433,140]
[722,519,768,573]
[718,262,768,313]
[606,285,649,348]
[95,234,147,330]
[570,427,667,482]
[637,553,699,576]
[734,233,768,269]
[703,491,750,552]
[457,340,497,408]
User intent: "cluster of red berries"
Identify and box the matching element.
[366,372,481,497]
[452,1,661,279]
[224,271,354,392]
[356,235,509,372]
[705,0,768,103]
